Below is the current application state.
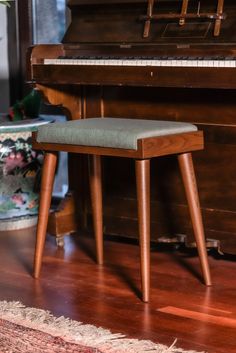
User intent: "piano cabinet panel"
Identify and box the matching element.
[101,145,236,213]
[83,139,236,255]
[85,86,236,254]
[101,86,236,125]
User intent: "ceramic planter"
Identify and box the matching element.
[0,117,52,230]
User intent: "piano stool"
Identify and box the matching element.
[32,118,212,302]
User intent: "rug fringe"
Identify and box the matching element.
[0,301,206,353]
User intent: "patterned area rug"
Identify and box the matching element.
[0,301,205,353]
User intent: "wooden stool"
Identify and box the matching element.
[33,118,212,302]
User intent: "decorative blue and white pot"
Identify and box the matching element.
[0,117,52,229]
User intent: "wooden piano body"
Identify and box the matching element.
[28,0,236,254]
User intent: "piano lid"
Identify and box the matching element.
[63,0,236,48]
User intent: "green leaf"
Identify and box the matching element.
[0,1,11,7]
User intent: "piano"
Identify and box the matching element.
[28,0,236,254]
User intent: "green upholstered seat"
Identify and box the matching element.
[36,118,197,150]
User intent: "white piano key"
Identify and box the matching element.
[43,58,236,68]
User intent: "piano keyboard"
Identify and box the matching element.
[44,57,236,68]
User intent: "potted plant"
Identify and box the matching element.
[0,89,53,230]
[0,0,53,230]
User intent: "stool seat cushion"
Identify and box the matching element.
[36,118,197,150]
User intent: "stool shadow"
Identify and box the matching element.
[109,263,142,300]
[150,244,203,283]
[74,234,142,299]
[171,249,203,283]
[3,230,34,275]
[72,233,97,263]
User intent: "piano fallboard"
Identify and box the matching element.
[31,63,236,89]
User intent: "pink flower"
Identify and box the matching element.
[11,194,25,205]
[28,200,38,209]
[3,152,26,174]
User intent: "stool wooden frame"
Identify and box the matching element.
[32,130,212,302]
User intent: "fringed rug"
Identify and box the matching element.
[0,301,205,353]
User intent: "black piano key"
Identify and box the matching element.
[56,55,235,62]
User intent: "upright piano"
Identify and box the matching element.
[28,0,236,254]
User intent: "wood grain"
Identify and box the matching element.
[136,159,150,302]
[158,306,236,328]
[34,152,57,278]
[0,228,235,353]
[32,131,203,159]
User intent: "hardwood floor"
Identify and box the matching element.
[0,227,235,353]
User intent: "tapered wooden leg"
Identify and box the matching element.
[89,155,103,265]
[136,159,151,302]
[178,153,212,286]
[34,152,57,278]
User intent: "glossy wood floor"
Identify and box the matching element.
[0,227,235,353]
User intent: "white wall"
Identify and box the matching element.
[0,5,9,113]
